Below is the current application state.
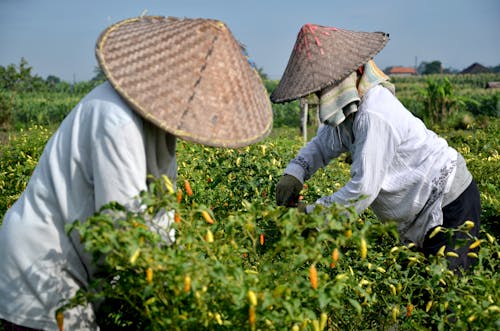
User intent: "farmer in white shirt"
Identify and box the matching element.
[0,16,272,331]
[273,24,480,273]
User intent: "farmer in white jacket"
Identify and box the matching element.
[273,24,480,272]
[0,16,272,331]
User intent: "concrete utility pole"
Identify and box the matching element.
[300,98,308,143]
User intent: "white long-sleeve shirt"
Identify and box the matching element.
[0,82,177,330]
[285,85,471,246]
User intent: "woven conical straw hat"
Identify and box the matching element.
[96,16,273,148]
[271,24,389,103]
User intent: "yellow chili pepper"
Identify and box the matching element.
[162,174,174,194]
[248,290,258,306]
[146,267,153,284]
[311,319,320,331]
[469,239,482,250]
[426,300,433,312]
[201,210,215,224]
[463,220,475,230]
[436,245,446,257]
[486,233,495,244]
[428,226,443,239]
[319,312,327,330]
[129,248,140,264]
[214,312,223,325]
[205,229,214,243]
[360,238,367,259]
[392,306,399,322]
[389,284,397,296]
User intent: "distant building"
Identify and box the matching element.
[387,66,417,76]
[461,63,492,74]
[485,81,500,89]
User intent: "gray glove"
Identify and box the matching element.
[276,174,303,207]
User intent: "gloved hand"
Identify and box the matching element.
[297,201,307,213]
[276,174,303,207]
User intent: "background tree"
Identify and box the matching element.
[91,65,106,83]
[46,75,61,86]
[418,60,443,75]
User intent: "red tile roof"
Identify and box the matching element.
[388,66,417,75]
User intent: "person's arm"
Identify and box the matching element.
[309,111,398,213]
[91,118,147,211]
[276,124,347,206]
[91,114,176,245]
[285,125,346,182]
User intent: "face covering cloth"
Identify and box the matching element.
[319,60,395,127]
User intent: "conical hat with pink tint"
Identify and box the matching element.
[271,24,389,103]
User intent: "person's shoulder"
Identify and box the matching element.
[83,82,127,107]
[82,82,142,130]
[362,85,395,104]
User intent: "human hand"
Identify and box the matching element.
[147,208,176,245]
[276,174,303,207]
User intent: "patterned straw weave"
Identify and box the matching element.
[96,16,273,148]
[271,24,389,103]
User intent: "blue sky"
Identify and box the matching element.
[1,0,499,82]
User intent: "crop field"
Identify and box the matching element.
[0,74,499,330]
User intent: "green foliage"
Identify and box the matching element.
[0,90,14,129]
[9,91,83,128]
[0,72,499,330]
[262,79,302,128]
[438,120,500,238]
[60,172,500,330]
[0,126,53,216]
[1,126,498,330]
[419,77,465,125]
[418,61,443,75]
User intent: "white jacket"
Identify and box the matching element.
[285,85,471,246]
[0,82,177,330]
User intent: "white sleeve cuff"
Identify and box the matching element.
[284,163,306,184]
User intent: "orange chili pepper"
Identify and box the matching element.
[332,248,339,262]
[260,234,265,245]
[184,275,191,293]
[184,180,193,196]
[176,189,183,203]
[406,303,414,317]
[249,306,256,327]
[56,310,64,331]
[309,264,318,290]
